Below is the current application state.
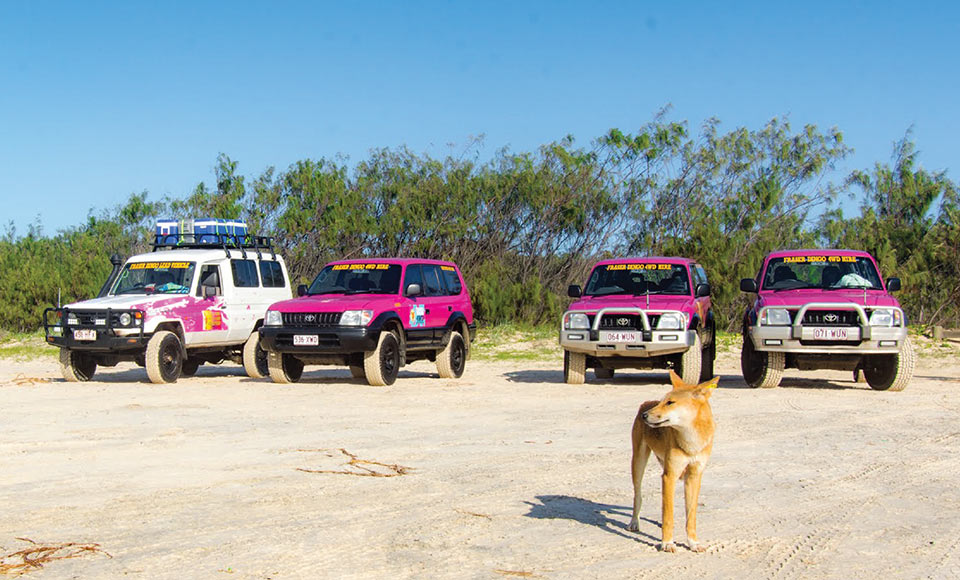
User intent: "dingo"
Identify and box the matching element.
[628,370,717,552]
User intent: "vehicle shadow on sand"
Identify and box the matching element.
[523,494,660,547]
[505,370,749,389]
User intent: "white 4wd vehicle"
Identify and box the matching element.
[44,235,291,383]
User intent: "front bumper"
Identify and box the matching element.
[44,308,147,352]
[559,308,696,358]
[259,325,380,354]
[748,302,907,355]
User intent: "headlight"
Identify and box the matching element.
[656,312,686,330]
[869,308,902,327]
[341,310,374,326]
[760,308,791,326]
[119,313,132,326]
[563,312,590,330]
[265,310,283,326]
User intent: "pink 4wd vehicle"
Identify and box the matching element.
[559,258,716,384]
[740,249,914,391]
[259,258,476,386]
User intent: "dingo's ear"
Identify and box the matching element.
[695,376,719,398]
[668,369,686,390]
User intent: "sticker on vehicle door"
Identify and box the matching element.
[409,304,426,328]
[203,310,224,330]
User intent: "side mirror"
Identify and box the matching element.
[567,285,582,298]
[695,283,711,298]
[406,283,422,297]
[202,284,219,298]
[886,277,901,293]
[740,278,758,293]
[297,284,308,297]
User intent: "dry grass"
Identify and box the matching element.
[295,448,414,477]
[0,538,110,576]
[6,374,51,387]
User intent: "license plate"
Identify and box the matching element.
[604,331,637,343]
[293,334,318,346]
[812,328,848,340]
[73,329,97,341]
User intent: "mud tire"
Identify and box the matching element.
[594,367,614,380]
[180,358,201,376]
[436,331,466,379]
[349,365,366,379]
[863,336,915,392]
[59,348,97,382]
[364,331,400,386]
[563,350,586,384]
[242,331,269,379]
[679,332,703,384]
[267,352,304,384]
[146,330,183,384]
[741,336,784,388]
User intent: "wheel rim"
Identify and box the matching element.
[161,339,181,380]
[381,337,398,378]
[451,337,465,375]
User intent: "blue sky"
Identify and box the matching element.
[2,1,958,234]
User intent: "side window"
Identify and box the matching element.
[231,259,259,288]
[441,266,462,295]
[403,264,423,295]
[197,265,222,296]
[259,260,285,288]
[422,265,443,296]
[693,265,708,287]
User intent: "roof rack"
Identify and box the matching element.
[152,233,277,261]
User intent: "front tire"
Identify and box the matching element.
[242,332,269,379]
[146,330,183,384]
[679,332,702,384]
[59,349,97,382]
[563,350,585,384]
[436,331,466,379]
[863,337,915,392]
[364,331,400,386]
[741,335,784,388]
[267,352,304,384]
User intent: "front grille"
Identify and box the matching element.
[598,313,659,330]
[281,312,342,327]
[802,310,859,327]
[68,310,137,328]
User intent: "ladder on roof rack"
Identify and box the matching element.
[152,233,277,261]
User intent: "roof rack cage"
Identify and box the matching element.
[152,233,277,260]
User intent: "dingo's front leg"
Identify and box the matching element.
[684,464,706,552]
[659,470,679,552]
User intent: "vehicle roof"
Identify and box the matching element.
[765,249,873,259]
[127,248,283,263]
[326,258,458,267]
[592,257,696,266]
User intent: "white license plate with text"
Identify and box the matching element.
[603,331,637,343]
[812,328,848,340]
[293,334,319,346]
[73,329,97,341]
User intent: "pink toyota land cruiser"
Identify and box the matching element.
[259,258,476,386]
[559,257,715,384]
[739,249,914,391]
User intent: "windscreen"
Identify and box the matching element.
[584,263,690,296]
[308,263,402,295]
[112,261,196,295]
[761,255,883,291]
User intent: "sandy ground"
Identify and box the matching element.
[2,351,960,579]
